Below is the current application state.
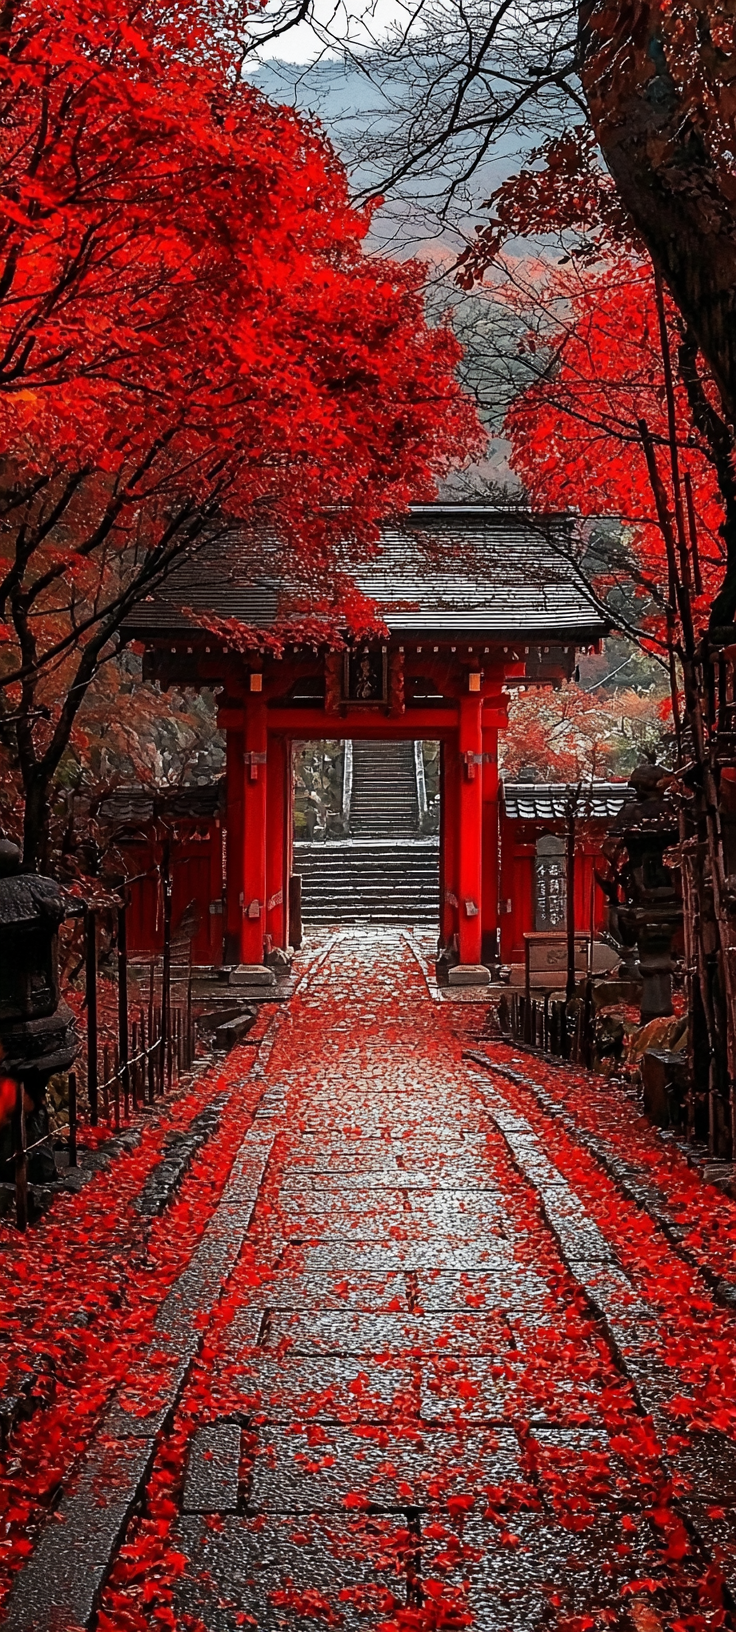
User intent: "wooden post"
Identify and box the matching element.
[117,899,130,1118]
[288,873,302,951]
[154,1006,161,1093]
[266,732,288,949]
[161,840,172,1094]
[68,1069,77,1168]
[85,908,98,1126]
[481,723,500,967]
[566,808,577,1003]
[130,1019,138,1110]
[242,692,268,963]
[224,726,245,964]
[440,738,461,951]
[138,1007,146,1106]
[458,689,484,966]
[148,963,156,1104]
[13,1081,27,1233]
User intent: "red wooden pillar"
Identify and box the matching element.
[241,693,268,963]
[498,806,515,963]
[481,721,499,964]
[458,690,483,965]
[265,734,288,950]
[440,737,460,948]
[224,728,244,964]
[209,815,224,963]
[285,738,294,929]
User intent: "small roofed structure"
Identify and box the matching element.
[499,779,630,968]
[126,503,607,979]
[96,784,224,966]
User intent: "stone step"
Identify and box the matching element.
[294,786,437,918]
[295,861,438,874]
[351,786,416,798]
[351,790,416,800]
[301,880,438,892]
[350,817,416,826]
[302,875,437,885]
[301,877,438,890]
[303,915,438,924]
[300,862,438,872]
[300,879,438,894]
[296,862,437,872]
[347,738,419,840]
[303,901,437,911]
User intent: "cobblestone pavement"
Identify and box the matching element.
[8,929,736,1631]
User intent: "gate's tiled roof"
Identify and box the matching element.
[126,505,606,645]
[358,508,604,638]
[502,781,630,821]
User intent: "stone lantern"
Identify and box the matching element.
[608,765,682,1023]
[0,838,78,1182]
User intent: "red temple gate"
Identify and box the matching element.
[128,505,607,978]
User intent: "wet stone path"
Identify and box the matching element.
[9,930,736,1630]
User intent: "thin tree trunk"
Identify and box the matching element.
[21,767,49,873]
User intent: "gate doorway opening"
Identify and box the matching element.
[293,739,440,925]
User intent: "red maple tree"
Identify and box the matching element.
[461,125,736,1146]
[0,0,482,867]
[503,259,724,635]
[459,126,734,651]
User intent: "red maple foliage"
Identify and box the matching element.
[0,0,482,866]
[459,127,732,652]
[502,260,724,640]
[499,681,669,782]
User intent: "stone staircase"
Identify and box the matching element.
[294,838,439,924]
[349,740,418,837]
[295,739,439,924]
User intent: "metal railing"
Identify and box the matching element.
[9,843,199,1231]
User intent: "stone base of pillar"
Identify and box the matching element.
[448,964,491,987]
[229,965,275,987]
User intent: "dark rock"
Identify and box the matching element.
[642,1048,689,1129]
[214,1011,257,1051]
[197,1004,246,1034]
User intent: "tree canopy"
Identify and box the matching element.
[0,0,481,864]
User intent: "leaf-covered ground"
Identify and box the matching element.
[5,929,736,1631]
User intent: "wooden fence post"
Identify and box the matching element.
[68,1069,77,1168]
[147,963,156,1103]
[117,899,130,1118]
[161,841,172,1094]
[85,908,98,1126]
[13,1081,27,1233]
[566,809,577,1003]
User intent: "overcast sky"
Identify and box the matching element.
[248,0,408,61]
